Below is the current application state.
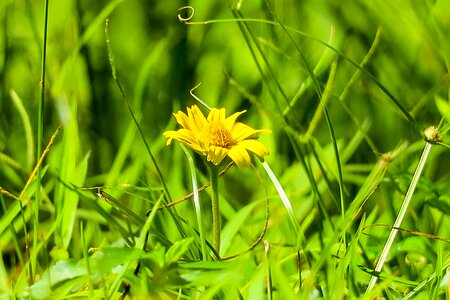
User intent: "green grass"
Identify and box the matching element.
[1,0,450,299]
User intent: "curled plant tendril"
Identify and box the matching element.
[189,82,211,110]
[189,82,201,97]
[177,6,195,23]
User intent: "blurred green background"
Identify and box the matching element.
[1,0,449,177]
[1,0,450,298]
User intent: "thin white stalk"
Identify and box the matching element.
[180,145,207,260]
[366,141,433,293]
[261,161,299,233]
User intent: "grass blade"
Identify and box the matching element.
[261,160,309,260]
[32,0,50,283]
[180,144,207,261]
[10,90,34,171]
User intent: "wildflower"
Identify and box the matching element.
[164,105,270,168]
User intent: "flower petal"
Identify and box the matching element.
[165,137,174,145]
[224,110,246,131]
[187,105,208,132]
[162,130,179,141]
[207,146,228,165]
[207,107,226,124]
[236,139,269,159]
[173,111,192,130]
[227,145,252,168]
[231,122,271,142]
[163,129,204,153]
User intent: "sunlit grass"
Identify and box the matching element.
[1,0,450,299]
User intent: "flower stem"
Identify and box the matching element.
[209,165,221,257]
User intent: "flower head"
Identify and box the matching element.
[164,105,271,168]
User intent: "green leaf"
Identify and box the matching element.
[10,89,34,170]
[435,96,450,123]
[165,238,194,265]
[179,259,252,287]
[53,99,89,249]
[430,195,450,215]
[220,201,257,255]
[29,260,85,299]
[30,247,151,299]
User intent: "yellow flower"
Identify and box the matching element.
[164,105,271,168]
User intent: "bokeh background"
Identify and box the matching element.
[1,0,450,298]
[2,0,449,176]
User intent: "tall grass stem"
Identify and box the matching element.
[366,141,433,293]
[32,0,50,283]
[105,19,172,203]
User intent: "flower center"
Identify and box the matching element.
[199,123,234,149]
